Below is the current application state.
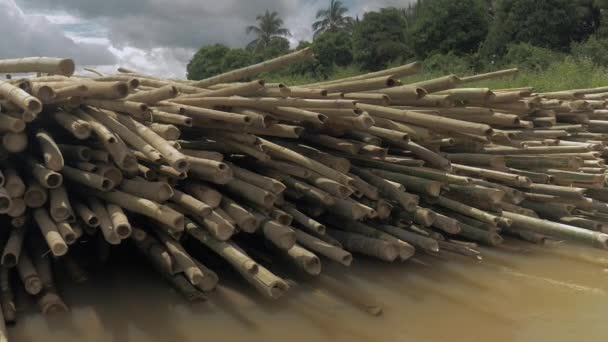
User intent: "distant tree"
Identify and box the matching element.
[352,8,409,71]
[187,44,230,80]
[254,38,291,61]
[246,10,291,52]
[222,48,253,71]
[313,31,353,68]
[409,0,489,58]
[312,0,354,38]
[482,0,581,58]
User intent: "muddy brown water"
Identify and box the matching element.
[8,239,608,342]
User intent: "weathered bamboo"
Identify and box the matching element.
[0,80,42,114]
[293,228,352,266]
[49,185,73,222]
[327,228,399,262]
[189,47,312,87]
[3,168,25,197]
[17,251,42,295]
[503,211,608,249]
[1,226,25,267]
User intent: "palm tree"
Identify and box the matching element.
[312,0,354,38]
[246,10,291,51]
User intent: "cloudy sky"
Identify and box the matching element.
[2,0,413,78]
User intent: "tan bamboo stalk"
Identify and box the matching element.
[183,182,222,208]
[271,106,328,125]
[257,218,296,250]
[55,221,77,245]
[151,109,192,127]
[61,165,113,191]
[147,123,181,140]
[17,251,42,295]
[49,185,73,222]
[85,108,164,163]
[0,80,42,113]
[125,84,178,104]
[219,195,257,233]
[7,197,25,217]
[304,61,421,88]
[293,228,352,266]
[358,104,493,137]
[1,226,25,267]
[261,139,353,186]
[23,156,63,189]
[24,179,48,208]
[527,183,586,200]
[50,110,91,140]
[284,244,321,275]
[0,267,16,325]
[0,112,25,133]
[29,83,56,103]
[0,57,75,75]
[191,47,313,87]
[93,188,185,231]
[459,68,518,83]
[0,187,10,214]
[52,83,88,100]
[118,178,173,202]
[175,96,357,110]
[87,198,121,245]
[116,114,189,172]
[503,211,608,249]
[72,199,100,227]
[186,220,259,273]
[3,168,24,198]
[327,228,398,262]
[224,178,277,209]
[369,86,426,103]
[278,174,335,206]
[57,144,92,162]
[433,195,508,228]
[279,202,326,234]
[2,132,27,153]
[106,204,132,239]
[351,167,418,211]
[33,208,68,256]
[171,189,212,217]
[319,75,398,93]
[445,153,506,169]
[372,224,439,253]
[452,164,531,188]
[400,207,437,227]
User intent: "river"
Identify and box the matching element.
[7,238,608,342]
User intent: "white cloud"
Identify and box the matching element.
[0,0,116,66]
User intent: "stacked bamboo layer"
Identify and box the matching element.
[0,50,608,338]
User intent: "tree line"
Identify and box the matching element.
[187,0,608,81]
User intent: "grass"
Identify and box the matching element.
[264,56,608,92]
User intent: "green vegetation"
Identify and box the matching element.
[187,0,608,91]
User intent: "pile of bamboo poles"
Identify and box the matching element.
[1,50,608,338]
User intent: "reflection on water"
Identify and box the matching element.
[8,239,608,342]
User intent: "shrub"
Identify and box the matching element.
[501,43,565,71]
[186,44,230,80]
[571,35,608,67]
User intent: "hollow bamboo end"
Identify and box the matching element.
[45,173,63,189]
[239,217,258,233]
[63,232,77,245]
[26,278,42,295]
[52,242,69,257]
[304,256,322,275]
[58,58,76,76]
[268,281,289,299]
[0,197,10,211]
[341,253,353,266]
[2,254,17,268]
[596,234,608,250]
[116,224,132,239]
[101,179,114,191]
[416,87,427,99]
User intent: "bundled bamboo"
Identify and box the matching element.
[2,48,608,333]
